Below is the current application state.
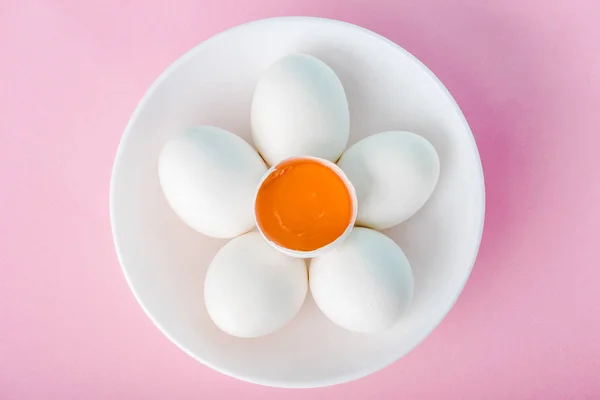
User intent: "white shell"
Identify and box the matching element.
[158,126,267,238]
[204,232,308,338]
[337,131,440,230]
[309,227,413,333]
[251,53,350,166]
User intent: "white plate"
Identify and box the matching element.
[110,17,485,388]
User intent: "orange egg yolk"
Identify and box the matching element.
[255,158,353,252]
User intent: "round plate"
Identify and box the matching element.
[110,17,485,388]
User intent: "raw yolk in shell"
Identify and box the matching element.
[255,158,353,252]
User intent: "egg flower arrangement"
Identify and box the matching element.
[158,54,440,338]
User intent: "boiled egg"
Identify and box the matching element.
[204,232,308,338]
[337,131,440,230]
[159,126,267,238]
[251,53,350,166]
[309,227,413,333]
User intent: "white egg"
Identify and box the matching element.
[309,227,413,333]
[251,53,350,166]
[337,131,440,230]
[158,126,267,238]
[204,232,308,338]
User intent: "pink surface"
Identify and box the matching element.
[1,0,600,398]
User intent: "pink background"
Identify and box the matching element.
[2,0,600,398]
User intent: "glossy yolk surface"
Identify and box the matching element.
[255,158,353,252]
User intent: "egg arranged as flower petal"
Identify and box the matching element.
[251,54,350,166]
[338,131,440,230]
[159,126,267,238]
[309,227,414,333]
[204,232,308,338]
